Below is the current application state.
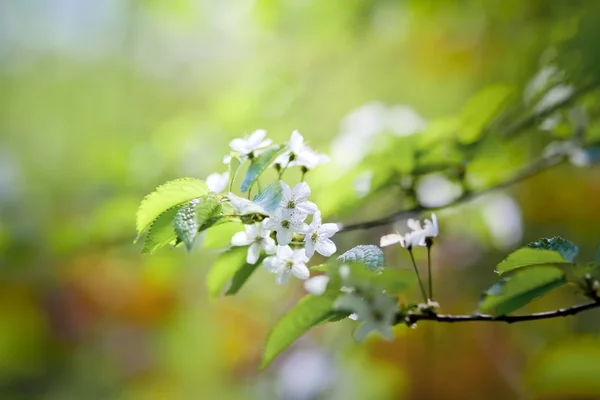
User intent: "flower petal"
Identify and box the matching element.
[292,182,311,202]
[276,269,291,285]
[231,231,252,246]
[247,243,261,264]
[353,323,374,342]
[315,238,337,257]
[247,129,267,146]
[317,223,339,238]
[263,256,281,273]
[304,239,315,258]
[229,138,248,154]
[289,130,305,153]
[296,201,318,215]
[311,211,322,227]
[304,275,329,296]
[276,245,294,260]
[280,181,292,204]
[291,262,310,280]
[263,237,277,254]
[380,233,403,247]
[407,218,422,231]
[276,229,293,246]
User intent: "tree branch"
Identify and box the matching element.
[398,299,600,325]
[337,154,565,232]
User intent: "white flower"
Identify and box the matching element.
[222,154,232,165]
[304,211,338,258]
[263,208,308,245]
[334,292,398,341]
[230,219,276,264]
[379,229,425,248]
[229,129,272,157]
[279,181,318,216]
[304,275,330,295]
[227,193,268,215]
[273,130,329,169]
[263,245,310,285]
[206,171,229,193]
[422,213,438,238]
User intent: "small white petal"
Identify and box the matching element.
[304,239,316,258]
[231,231,252,246]
[291,263,310,280]
[277,245,294,260]
[263,256,281,273]
[315,238,336,257]
[289,130,305,153]
[229,138,248,154]
[276,229,293,246]
[304,275,329,296]
[293,182,311,202]
[318,223,339,238]
[247,129,267,146]
[247,243,261,264]
[297,201,318,215]
[263,237,277,254]
[276,269,291,285]
[223,154,231,164]
[407,218,422,231]
[380,233,404,247]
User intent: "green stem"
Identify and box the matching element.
[427,243,433,301]
[408,248,428,303]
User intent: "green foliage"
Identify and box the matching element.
[136,178,209,240]
[205,248,248,298]
[173,193,221,252]
[479,266,566,316]
[526,338,600,398]
[225,257,265,296]
[338,245,385,271]
[252,181,283,214]
[338,262,417,294]
[142,206,181,254]
[240,145,285,192]
[496,237,578,275]
[457,84,514,144]
[527,237,579,262]
[228,154,242,192]
[261,292,340,368]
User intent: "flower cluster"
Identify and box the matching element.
[379,213,438,249]
[207,129,339,285]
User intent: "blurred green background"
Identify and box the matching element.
[2,0,600,399]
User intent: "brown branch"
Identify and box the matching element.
[398,300,600,325]
[337,154,565,232]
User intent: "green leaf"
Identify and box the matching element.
[136,178,209,240]
[206,248,247,298]
[262,292,339,368]
[225,257,264,296]
[173,193,221,252]
[228,154,242,192]
[496,237,578,275]
[458,84,513,144]
[526,337,600,399]
[479,266,566,316]
[240,145,285,192]
[337,245,385,271]
[335,262,416,294]
[252,181,283,214]
[173,203,199,252]
[526,237,579,262]
[142,206,181,254]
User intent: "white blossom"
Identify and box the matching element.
[230,220,276,264]
[279,181,318,217]
[379,229,425,248]
[227,193,268,215]
[274,130,329,169]
[263,245,310,285]
[263,208,308,245]
[229,129,272,157]
[334,292,398,341]
[206,171,229,193]
[304,211,338,258]
[422,213,438,238]
[304,275,330,296]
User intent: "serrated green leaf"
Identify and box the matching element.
[338,245,385,271]
[142,206,181,254]
[252,181,283,214]
[206,248,248,298]
[225,256,266,296]
[458,84,513,144]
[526,237,579,262]
[173,203,199,252]
[479,266,566,316]
[136,178,209,240]
[526,337,600,399]
[496,248,570,275]
[262,292,338,368]
[241,145,285,192]
[228,154,242,192]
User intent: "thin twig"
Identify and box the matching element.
[338,154,565,232]
[398,300,600,325]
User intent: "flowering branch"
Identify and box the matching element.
[398,299,600,325]
[338,153,565,232]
